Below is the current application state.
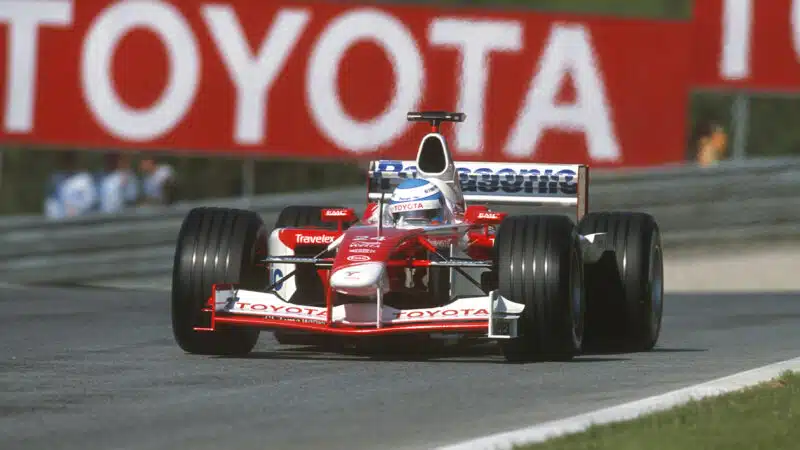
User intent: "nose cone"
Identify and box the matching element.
[329,262,389,297]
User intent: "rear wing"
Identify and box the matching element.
[367,160,589,220]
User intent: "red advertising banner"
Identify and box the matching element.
[692,0,800,90]
[0,0,692,167]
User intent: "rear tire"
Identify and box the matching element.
[495,215,585,362]
[272,205,349,346]
[171,207,266,356]
[577,212,664,352]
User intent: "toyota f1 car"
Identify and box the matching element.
[170,111,664,362]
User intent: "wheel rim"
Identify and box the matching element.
[570,246,585,346]
[649,238,664,334]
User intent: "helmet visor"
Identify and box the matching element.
[395,209,442,223]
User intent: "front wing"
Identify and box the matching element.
[196,284,525,338]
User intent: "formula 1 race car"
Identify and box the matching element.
[170,111,664,362]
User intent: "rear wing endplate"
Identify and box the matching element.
[367,160,589,220]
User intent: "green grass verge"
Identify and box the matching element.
[516,370,800,450]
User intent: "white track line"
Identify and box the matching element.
[438,356,800,450]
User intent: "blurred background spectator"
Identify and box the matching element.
[97,152,139,214]
[689,118,729,167]
[44,151,98,220]
[40,152,182,219]
[139,157,177,206]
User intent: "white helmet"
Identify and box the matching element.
[388,178,448,227]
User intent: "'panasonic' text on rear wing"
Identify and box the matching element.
[368,160,589,219]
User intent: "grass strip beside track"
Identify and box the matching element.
[516,371,800,450]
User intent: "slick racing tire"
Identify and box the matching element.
[171,207,266,356]
[272,205,349,347]
[495,215,585,362]
[577,212,664,352]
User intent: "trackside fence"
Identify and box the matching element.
[1,158,798,285]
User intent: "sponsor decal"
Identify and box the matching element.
[296,233,335,244]
[377,162,579,195]
[324,209,349,217]
[270,268,284,291]
[230,301,328,324]
[427,237,455,248]
[390,202,425,212]
[350,241,380,248]
[347,255,371,262]
[341,270,361,279]
[477,212,502,220]
[391,184,439,201]
[348,248,376,254]
[264,316,326,324]
[234,303,327,317]
[394,308,490,319]
[353,236,387,241]
[392,194,421,202]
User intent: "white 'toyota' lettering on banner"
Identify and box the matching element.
[720,0,753,80]
[202,6,310,145]
[306,8,423,153]
[429,18,522,154]
[0,0,72,133]
[504,24,619,162]
[0,1,690,166]
[81,0,200,141]
[715,0,800,82]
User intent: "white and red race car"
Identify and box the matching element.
[170,112,664,362]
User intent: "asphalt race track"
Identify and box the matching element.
[2,244,800,450]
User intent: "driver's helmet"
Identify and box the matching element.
[388,178,447,227]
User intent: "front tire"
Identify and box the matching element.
[495,215,585,362]
[578,212,664,352]
[171,207,266,356]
